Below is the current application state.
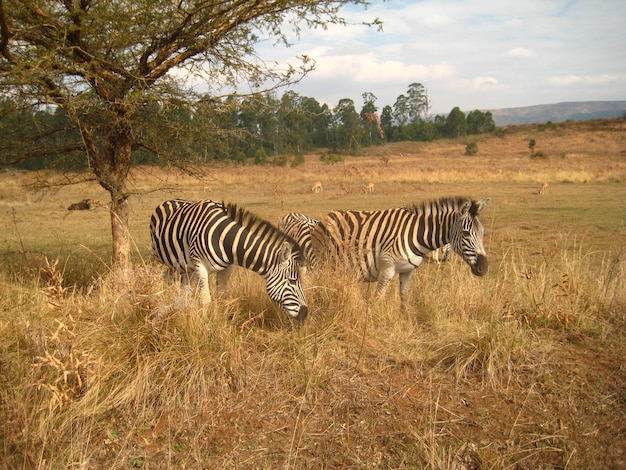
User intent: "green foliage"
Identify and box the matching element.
[465,142,479,156]
[495,127,508,138]
[467,110,496,134]
[254,148,268,165]
[537,121,558,131]
[444,107,467,137]
[320,152,345,164]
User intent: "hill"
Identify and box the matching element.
[487,100,626,125]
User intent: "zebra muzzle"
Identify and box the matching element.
[293,305,308,322]
[471,254,488,276]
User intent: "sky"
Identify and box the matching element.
[251,0,626,115]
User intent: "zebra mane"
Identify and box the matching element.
[224,202,305,258]
[405,196,470,215]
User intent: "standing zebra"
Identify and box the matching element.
[311,196,490,304]
[150,199,308,321]
[278,212,321,268]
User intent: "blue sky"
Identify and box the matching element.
[254,0,626,115]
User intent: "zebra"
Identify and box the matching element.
[150,199,308,321]
[426,243,452,264]
[277,212,321,268]
[310,196,490,304]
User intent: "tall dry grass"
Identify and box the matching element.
[2,236,624,468]
[2,120,626,467]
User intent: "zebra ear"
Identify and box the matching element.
[460,198,472,216]
[475,198,490,213]
[279,241,292,263]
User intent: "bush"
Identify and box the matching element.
[254,148,267,165]
[465,142,478,156]
[320,152,344,164]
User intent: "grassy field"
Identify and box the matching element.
[1,119,626,468]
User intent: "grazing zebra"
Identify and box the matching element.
[311,197,490,304]
[426,244,452,264]
[150,199,308,321]
[278,212,321,267]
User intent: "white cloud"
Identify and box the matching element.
[549,74,621,86]
[506,47,533,58]
[313,53,455,84]
[472,77,499,89]
[191,0,626,112]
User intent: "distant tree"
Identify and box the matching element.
[331,98,362,153]
[444,107,467,138]
[393,94,410,126]
[380,105,394,129]
[360,92,383,145]
[300,97,332,148]
[467,109,496,134]
[406,82,430,122]
[0,0,370,268]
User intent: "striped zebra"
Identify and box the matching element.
[311,197,490,304]
[150,199,308,321]
[278,212,321,268]
[426,244,452,264]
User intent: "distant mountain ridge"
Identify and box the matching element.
[486,101,626,126]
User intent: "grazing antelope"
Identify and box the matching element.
[363,183,374,194]
[311,181,323,194]
[538,182,548,195]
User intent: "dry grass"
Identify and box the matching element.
[1,119,626,468]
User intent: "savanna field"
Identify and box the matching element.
[1,119,625,468]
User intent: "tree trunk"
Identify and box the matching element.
[110,196,131,269]
[84,116,134,270]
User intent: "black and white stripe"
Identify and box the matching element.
[150,199,308,321]
[278,212,321,268]
[311,197,490,303]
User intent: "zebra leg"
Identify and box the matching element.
[399,270,415,305]
[376,256,396,299]
[195,263,212,306]
[216,265,234,297]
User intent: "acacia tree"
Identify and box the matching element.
[0,0,369,268]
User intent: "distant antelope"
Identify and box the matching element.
[311,181,323,194]
[538,182,548,195]
[340,182,349,194]
[363,183,374,194]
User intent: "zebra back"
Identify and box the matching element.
[278,213,321,267]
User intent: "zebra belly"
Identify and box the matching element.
[396,254,424,273]
[365,253,423,280]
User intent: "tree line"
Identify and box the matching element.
[0,1,491,267]
[1,83,496,171]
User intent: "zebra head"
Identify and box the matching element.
[264,240,309,322]
[450,198,490,276]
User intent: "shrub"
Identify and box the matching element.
[465,142,478,156]
[320,152,345,164]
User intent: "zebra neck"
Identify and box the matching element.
[232,230,278,275]
[413,210,453,253]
